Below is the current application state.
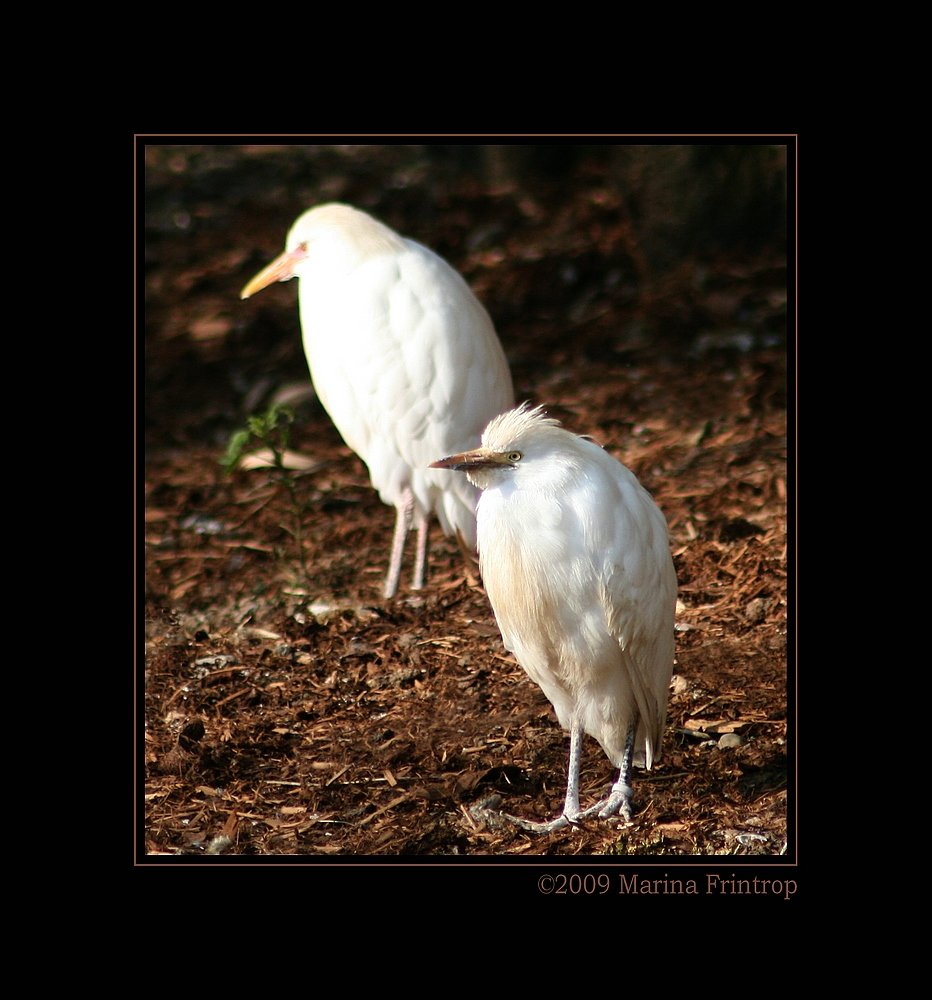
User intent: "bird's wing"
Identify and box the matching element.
[390,243,514,450]
[396,247,514,544]
[297,239,512,543]
[597,466,677,767]
[312,241,514,547]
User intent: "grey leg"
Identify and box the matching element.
[485,721,585,834]
[476,719,639,834]
[562,720,583,820]
[595,720,636,821]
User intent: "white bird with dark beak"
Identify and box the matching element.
[431,404,677,831]
[241,203,514,599]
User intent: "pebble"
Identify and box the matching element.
[745,597,770,623]
[670,674,689,695]
[194,654,237,669]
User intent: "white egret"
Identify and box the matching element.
[431,404,677,831]
[241,203,514,598]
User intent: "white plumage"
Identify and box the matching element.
[241,203,514,598]
[431,404,677,830]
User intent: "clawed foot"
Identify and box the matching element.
[594,781,634,822]
[469,788,635,834]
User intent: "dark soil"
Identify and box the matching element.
[142,143,790,861]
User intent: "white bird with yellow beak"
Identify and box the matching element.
[241,203,514,599]
[431,404,677,831]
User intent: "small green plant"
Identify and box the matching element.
[222,404,295,474]
[223,404,311,579]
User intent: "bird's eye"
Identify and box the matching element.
[506,451,522,463]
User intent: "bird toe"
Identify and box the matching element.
[597,782,634,821]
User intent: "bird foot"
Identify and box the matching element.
[470,795,634,835]
[500,811,574,834]
[468,795,512,830]
[591,782,634,822]
[468,795,571,833]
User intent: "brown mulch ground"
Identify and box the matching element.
[141,143,791,865]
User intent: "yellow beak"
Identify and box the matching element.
[240,245,309,300]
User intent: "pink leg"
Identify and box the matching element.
[411,509,429,590]
[384,489,414,599]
